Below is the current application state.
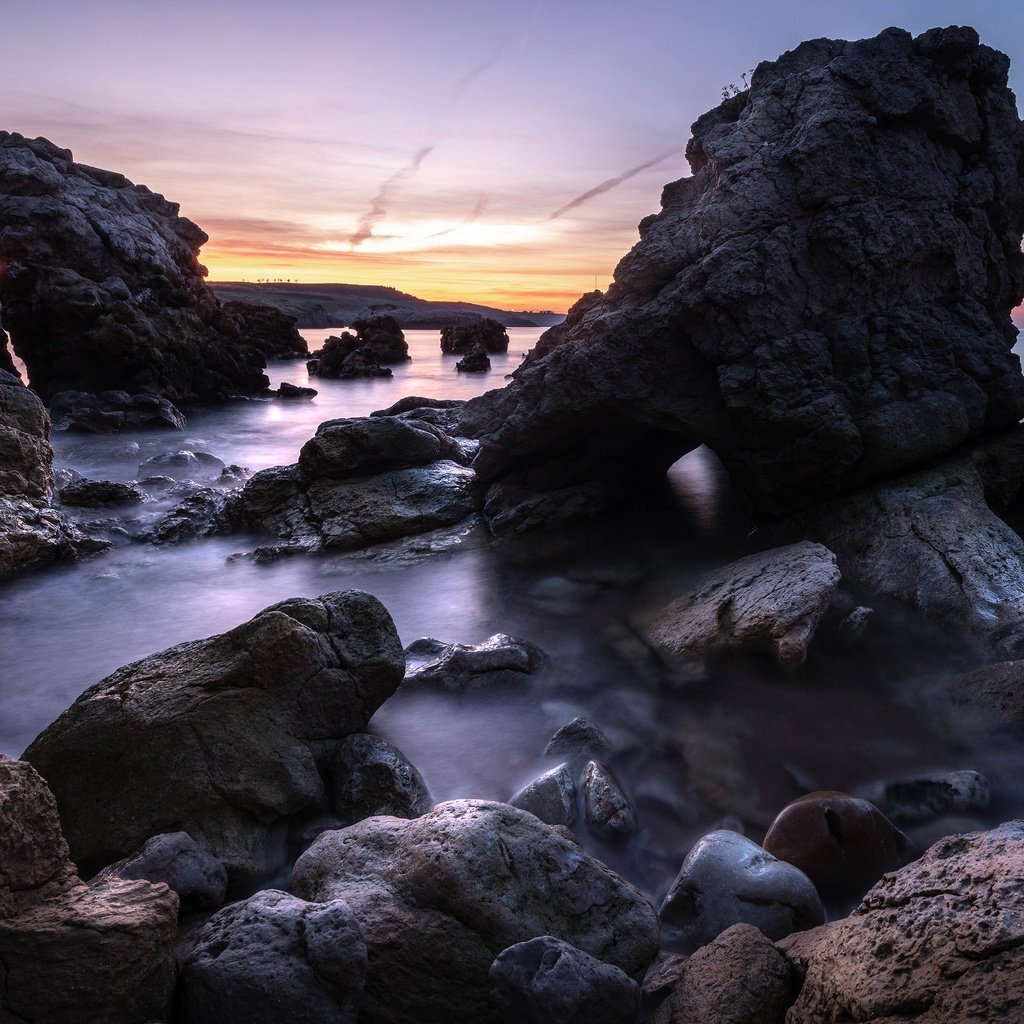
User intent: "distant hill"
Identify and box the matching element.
[209,282,567,330]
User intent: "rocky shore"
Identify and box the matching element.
[3,22,1024,1024]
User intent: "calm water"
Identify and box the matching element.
[1,325,1020,901]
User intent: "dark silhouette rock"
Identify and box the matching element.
[462,28,1024,522]
[291,799,660,1023]
[307,333,393,379]
[763,791,915,899]
[403,633,546,691]
[582,760,637,837]
[220,299,308,358]
[0,133,271,403]
[327,732,432,823]
[48,389,186,431]
[440,317,510,354]
[59,478,145,506]
[490,934,641,1024]
[510,763,577,828]
[23,590,405,884]
[943,659,1024,730]
[351,314,409,363]
[0,755,178,1024]
[275,381,317,399]
[456,342,492,373]
[779,822,1024,1023]
[545,717,614,763]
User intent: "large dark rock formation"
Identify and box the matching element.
[0,132,270,403]
[220,299,308,359]
[440,317,509,354]
[462,27,1024,521]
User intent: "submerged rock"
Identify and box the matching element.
[23,590,404,883]
[455,342,492,373]
[403,632,547,690]
[780,822,1024,1022]
[0,132,270,403]
[463,28,1024,523]
[291,799,660,1023]
[0,755,178,1024]
[645,542,840,669]
[659,830,824,953]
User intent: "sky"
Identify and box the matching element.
[4,1,1023,312]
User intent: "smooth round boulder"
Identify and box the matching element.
[660,829,825,953]
[763,791,915,898]
[489,935,641,1024]
[297,417,441,481]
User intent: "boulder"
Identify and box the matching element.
[510,762,577,827]
[308,334,393,378]
[220,298,309,358]
[178,889,367,1024]
[762,791,915,898]
[328,732,432,823]
[456,342,492,373]
[91,831,228,911]
[48,389,186,431]
[351,314,410,363]
[660,830,825,952]
[23,590,405,883]
[780,822,1024,1022]
[0,366,52,498]
[943,659,1024,729]
[489,934,641,1024]
[0,132,270,402]
[650,923,793,1024]
[582,760,637,837]
[291,799,660,1023]
[0,494,105,579]
[645,542,840,669]
[440,317,510,354]
[462,28,1024,522]
[0,755,178,1024]
[403,633,547,691]
[59,478,145,506]
[297,417,442,480]
[275,381,317,398]
[138,448,225,481]
[545,716,614,763]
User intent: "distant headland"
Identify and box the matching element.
[209,281,567,330]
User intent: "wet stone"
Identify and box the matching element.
[582,760,637,838]
[510,763,577,828]
[544,716,613,763]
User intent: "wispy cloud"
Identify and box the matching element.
[547,148,677,221]
[348,145,434,248]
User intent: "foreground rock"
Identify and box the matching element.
[0,755,178,1024]
[645,542,840,669]
[462,28,1024,524]
[659,830,824,952]
[490,934,641,1024]
[179,889,367,1024]
[292,799,660,1023]
[440,317,510,354]
[780,822,1024,1022]
[0,132,270,403]
[23,590,404,883]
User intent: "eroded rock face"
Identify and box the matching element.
[463,27,1024,520]
[291,799,660,1024]
[779,822,1024,1022]
[440,317,510,354]
[645,542,840,669]
[23,590,405,883]
[220,299,308,359]
[0,132,269,403]
[0,756,178,1024]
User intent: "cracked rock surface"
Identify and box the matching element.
[23,590,404,884]
[779,821,1024,1022]
[291,799,660,1024]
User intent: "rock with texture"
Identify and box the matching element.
[763,791,915,898]
[179,888,366,1024]
[23,590,405,882]
[510,762,577,827]
[582,760,637,837]
[650,923,793,1024]
[489,934,641,1024]
[328,732,432,823]
[440,317,510,354]
[291,799,660,1023]
[220,298,309,358]
[48,389,186,431]
[59,478,145,506]
[779,822,1024,1022]
[462,28,1024,521]
[545,716,614,763]
[456,342,492,372]
[944,659,1024,729]
[403,632,546,690]
[92,831,228,911]
[0,755,178,1024]
[0,366,52,498]
[0,132,270,402]
[307,333,393,378]
[645,542,840,669]
[857,770,990,823]
[660,829,824,953]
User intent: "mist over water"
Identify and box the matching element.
[2,325,1021,900]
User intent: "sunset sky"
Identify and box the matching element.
[5,1,1023,311]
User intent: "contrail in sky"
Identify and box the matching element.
[423,193,490,241]
[349,145,434,248]
[547,148,678,221]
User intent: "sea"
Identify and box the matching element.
[1,325,1020,901]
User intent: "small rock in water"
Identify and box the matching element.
[510,763,577,828]
[455,342,492,373]
[489,934,641,1024]
[544,717,614,763]
[91,831,228,912]
[762,791,915,898]
[660,829,825,953]
[836,605,873,647]
[328,732,432,823]
[402,633,547,691]
[137,449,225,482]
[856,770,990,823]
[582,760,637,838]
[59,479,145,507]
[274,381,317,399]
